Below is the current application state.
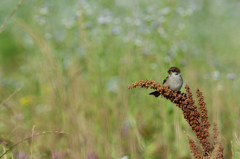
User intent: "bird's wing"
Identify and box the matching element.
[149,91,160,97]
[163,76,169,85]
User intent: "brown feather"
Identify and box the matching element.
[168,67,181,74]
[163,76,169,84]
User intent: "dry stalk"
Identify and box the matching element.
[127,79,224,158]
[0,0,25,34]
[0,131,68,158]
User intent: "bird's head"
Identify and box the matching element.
[168,67,181,77]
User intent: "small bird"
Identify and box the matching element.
[149,67,183,97]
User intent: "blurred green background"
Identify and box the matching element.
[0,0,240,158]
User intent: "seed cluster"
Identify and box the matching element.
[213,123,224,158]
[187,136,203,159]
[127,79,224,158]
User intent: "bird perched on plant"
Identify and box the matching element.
[149,67,183,97]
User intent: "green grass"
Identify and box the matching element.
[0,0,240,158]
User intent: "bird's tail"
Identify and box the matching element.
[149,91,160,97]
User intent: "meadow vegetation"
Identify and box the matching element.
[0,0,240,158]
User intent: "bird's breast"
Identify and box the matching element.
[163,76,183,91]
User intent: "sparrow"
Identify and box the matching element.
[149,67,183,97]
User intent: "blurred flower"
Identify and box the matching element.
[150,21,161,28]
[20,96,32,107]
[23,36,34,46]
[177,7,184,15]
[162,7,171,15]
[203,73,210,79]
[15,152,27,159]
[123,32,135,43]
[53,30,65,42]
[211,71,220,81]
[121,119,131,136]
[146,5,156,14]
[97,15,111,25]
[91,29,101,37]
[158,27,167,38]
[38,17,46,25]
[120,156,129,159]
[39,7,49,15]
[143,15,153,22]
[121,126,128,137]
[78,0,94,15]
[75,10,82,17]
[52,151,69,159]
[226,73,237,80]
[35,104,52,114]
[217,84,223,90]
[124,17,132,24]
[164,56,171,63]
[189,2,197,10]
[180,59,188,66]
[139,27,150,35]
[19,66,28,74]
[178,23,185,30]
[177,7,193,17]
[134,18,141,26]
[97,10,112,25]
[134,38,143,46]
[61,18,75,29]
[83,21,93,29]
[86,153,98,159]
[33,15,39,22]
[107,77,119,93]
[150,63,157,70]
[44,33,52,39]
[177,41,187,52]
[168,44,177,56]
[113,18,121,24]
[14,113,24,120]
[141,48,149,56]
[120,57,128,64]
[186,8,193,15]
[0,77,20,87]
[111,26,122,35]
[157,16,166,23]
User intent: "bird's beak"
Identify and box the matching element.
[168,70,172,74]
